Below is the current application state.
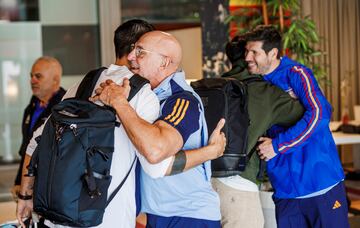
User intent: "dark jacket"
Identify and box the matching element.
[14,87,66,185]
[222,61,304,183]
[221,59,247,78]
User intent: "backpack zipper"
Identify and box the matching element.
[222,89,229,150]
[62,122,116,129]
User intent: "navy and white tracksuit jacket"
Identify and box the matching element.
[264,56,344,199]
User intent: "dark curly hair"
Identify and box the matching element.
[225,35,247,64]
[114,19,155,59]
[246,25,282,59]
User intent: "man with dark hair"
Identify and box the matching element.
[245,25,348,228]
[12,56,66,200]
[211,34,304,228]
[112,19,156,217]
[113,19,155,67]
[221,35,246,78]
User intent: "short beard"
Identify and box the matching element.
[258,58,272,75]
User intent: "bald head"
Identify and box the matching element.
[128,31,183,88]
[140,31,182,69]
[30,56,62,104]
[33,56,62,84]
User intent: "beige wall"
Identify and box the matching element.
[168,27,203,80]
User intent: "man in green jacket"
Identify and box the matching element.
[211,35,305,228]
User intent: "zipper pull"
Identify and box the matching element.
[55,123,65,142]
[70,124,78,136]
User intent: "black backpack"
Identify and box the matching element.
[191,77,261,178]
[28,68,148,227]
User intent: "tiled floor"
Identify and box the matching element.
[0,201,16,225]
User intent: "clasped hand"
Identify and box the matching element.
[90,78,131,107]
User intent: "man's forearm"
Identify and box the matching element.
[165,119,226,175]
[113,101,183,164]
[17,155,34,228]
[165,145,218,176]
[19,155,35,196]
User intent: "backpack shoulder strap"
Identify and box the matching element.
[106,157,137,206]
[76,70,148,102]
[128,74,149,101]
[257,160,267,182]
[104,74,148,206]
[76,67,107,100]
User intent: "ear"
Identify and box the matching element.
[269,48,278,60]
[161,57,171,68]
[53,74,60,85]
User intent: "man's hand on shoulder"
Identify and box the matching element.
[257,137,277,161]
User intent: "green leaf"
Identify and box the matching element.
[284,35,290,49]
[310,51,322,56]
[288,23,296,35]
[310,31,319,42]
[224,15,234,24]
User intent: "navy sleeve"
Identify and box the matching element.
[158,92,200,143]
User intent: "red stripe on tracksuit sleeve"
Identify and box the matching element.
[277,66,322,153]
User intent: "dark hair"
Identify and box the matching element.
[114,19,155,58]
[246,25,282,58]
[225,35,247,64]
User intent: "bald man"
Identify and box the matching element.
[12,56,66,199]
[93,31,221,227]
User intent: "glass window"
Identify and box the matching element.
[121,0,201,30]
[0,0,100,164]
[42,25,101,75]
[0,22,41,162]
[0,0,39,22]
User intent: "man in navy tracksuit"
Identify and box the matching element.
[245,25,349,228]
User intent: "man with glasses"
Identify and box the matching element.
[17,21,224,228]
[92,31,222,227]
